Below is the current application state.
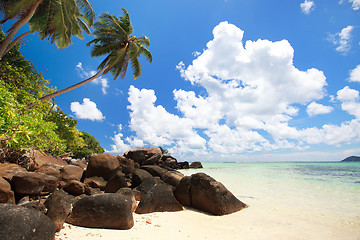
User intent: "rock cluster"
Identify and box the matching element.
[0,147,246,239]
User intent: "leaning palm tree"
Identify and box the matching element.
[28,8,152,108]
[0,0,94,59]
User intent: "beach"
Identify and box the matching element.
[56,162,360,240]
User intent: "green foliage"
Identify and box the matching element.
[0,30,92,155]
[70,131,104,159]
[159,146,169,155]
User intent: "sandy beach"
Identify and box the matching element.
[55,162,360,240]
[55,204,360,240]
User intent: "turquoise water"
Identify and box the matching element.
[180,162,360,227]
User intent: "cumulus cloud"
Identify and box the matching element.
[328,26,354,54]
[337,86,360,119]
[76,62,109,94]
[108,22,360,158]
[349,65,360,82]
[306,102,333,116]
[301,0,315,14]
[70,98,105,121]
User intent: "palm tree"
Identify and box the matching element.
[0,0,94,59]
[28,8,152,108]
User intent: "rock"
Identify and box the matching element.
[116,188,137,212]
[69,160,87,169]
[38,173,59,193]
[141,165,184,187]
[177,161,190,169]
[35,163,63,179]
[173,176,192,207]
[117,155,136,176]
[190,173,247,215]
[63,180,85,196]
[26,149,67,171]
[160,155,178,169]
[12,172,46,196]
[44,190,75,232]
[135,184,183,214]
[67,193,134,229]
[85,154,120,180]
[19,201,47,214]
[104,170,128,193]
[189,161,203,169]
[124,147,162,166]
[132,169,155,193]
[84,185,102,196]
[0,204,56,240]
[0,177,15,203]
[60,165,84,181]
[0,163,27,181]
[84,176,107,190]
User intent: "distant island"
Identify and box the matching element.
[341,156,360,162]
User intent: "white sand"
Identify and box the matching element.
[55,204,360,240]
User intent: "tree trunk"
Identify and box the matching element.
[27,66,108,109]
[0,0,42,59]
[4,31,33,55]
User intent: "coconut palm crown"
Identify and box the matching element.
[0,0,94,58]
[27,8,152,108]
[87,8,152,80]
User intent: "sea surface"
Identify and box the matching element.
[180,162,360,230]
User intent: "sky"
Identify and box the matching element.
[6,0,360,162]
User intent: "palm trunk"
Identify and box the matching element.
[0,0,42,59]
[3,31,33,55]
[27,66,108,109]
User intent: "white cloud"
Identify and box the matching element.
[70,98,105,121]
[301,0,315,14]
[337,86,360,119]
[349,65,360,82]
[306,102,333,116]
[108,22,360,159]
[340,0,360,10]
[76,62,109,94]
[328,26,354,54]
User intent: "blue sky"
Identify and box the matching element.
[6,0,360,161]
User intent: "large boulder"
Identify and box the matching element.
[84,176,107,190]
[173,176,191,207]
[85,154,119,180]
[104,170,128,193]
[0,204,56,240]
[44,190,75,232]
[12,172,46,195]
[38,173,59,193]
[67,193,134,229]
[189,173,247,215]
[26,149,67,171]
[141,165,184,187]
[63,180,85,196]
[0,177,15,203]
[135,184,183,214]
[60,165,84,181]
[132,169,155,193]
[0,163,27,181]
[124,147,162,165]
[35,163,63,179]
[189,161,203,169]
[116,188,137,212]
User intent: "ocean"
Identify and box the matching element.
[180,162,360,235]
